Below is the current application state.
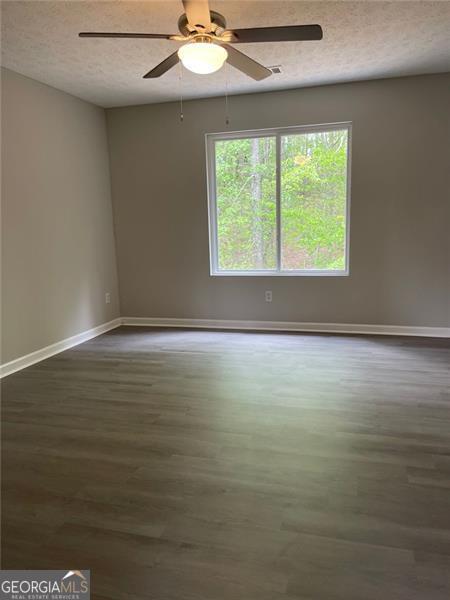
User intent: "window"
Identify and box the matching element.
[206,123,351,276]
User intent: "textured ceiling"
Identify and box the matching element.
[2,0,450,108]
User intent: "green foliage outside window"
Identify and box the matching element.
[214,129,348,271]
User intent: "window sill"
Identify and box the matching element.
[210,270,349,277]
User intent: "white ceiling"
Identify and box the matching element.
[2,0,450,108]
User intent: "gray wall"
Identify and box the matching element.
[107,73,450,327]
[1,68,120,363]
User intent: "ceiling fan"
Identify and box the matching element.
[79,0,323,81]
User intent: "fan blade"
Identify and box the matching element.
[230,24,323,43]
[143,52,179,78]
[182,0,211,31]
[79,32,176,39]
[223,44,271,81]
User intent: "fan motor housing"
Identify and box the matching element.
[178,10,227,36]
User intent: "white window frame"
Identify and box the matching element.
[206,122,352,276]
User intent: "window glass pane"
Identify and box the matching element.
[280,129,348,270]
[215,137,276,271]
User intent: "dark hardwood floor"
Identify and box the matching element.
[2,326,450,599]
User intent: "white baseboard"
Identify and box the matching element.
[121,317,450,338]
[0,318,122,379]
[2,316,448,378]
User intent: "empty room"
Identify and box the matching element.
[1,0,450,598]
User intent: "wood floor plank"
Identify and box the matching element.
[2,326,450,599]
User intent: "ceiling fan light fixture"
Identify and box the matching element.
[178,39,227,74]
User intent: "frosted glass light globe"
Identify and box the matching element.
[178,42,227,75]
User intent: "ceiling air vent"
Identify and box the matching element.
[268,65,282,74]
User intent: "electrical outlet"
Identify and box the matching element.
[105,292,111,304]
[265,290,272,303]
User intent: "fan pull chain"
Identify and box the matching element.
[179,61,184,122]
[225,63,230,127]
